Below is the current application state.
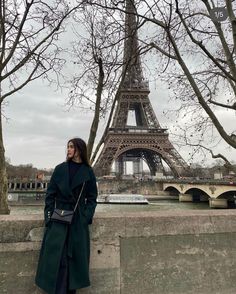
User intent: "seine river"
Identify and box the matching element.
[9,200,210,215]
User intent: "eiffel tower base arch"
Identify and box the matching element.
[94,131,189,178]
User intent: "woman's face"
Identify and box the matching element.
[67,141,76,159]
[67,140,82,162]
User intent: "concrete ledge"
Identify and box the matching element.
[3,210,236,242]
[0,214,43,243]
[0,242,41,252]
[1,210,236,293]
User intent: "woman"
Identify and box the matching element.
[35,138,98,294]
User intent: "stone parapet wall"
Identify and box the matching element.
[1,210,236,293]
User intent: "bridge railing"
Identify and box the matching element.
[8,180,49,192]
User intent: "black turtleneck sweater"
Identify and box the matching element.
[68,160,83,186]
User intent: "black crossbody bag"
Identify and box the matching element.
[51,182,85,225]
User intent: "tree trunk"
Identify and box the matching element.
[0,102,10,214]
[90,61,130,165]
[87,58,104,160]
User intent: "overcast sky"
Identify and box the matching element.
[3,78,94,169]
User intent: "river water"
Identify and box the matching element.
[9,199,210,215]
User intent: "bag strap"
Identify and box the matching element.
[73,182,85,213]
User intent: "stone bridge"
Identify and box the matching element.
[163,180,236,208]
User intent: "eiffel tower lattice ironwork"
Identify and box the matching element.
[93,0,189,177]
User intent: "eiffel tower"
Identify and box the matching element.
[93,0,188,177]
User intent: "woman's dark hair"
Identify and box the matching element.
[66,137,90,166]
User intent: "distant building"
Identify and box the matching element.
[214,172,223,180]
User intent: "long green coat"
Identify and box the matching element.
[35,162,97,294]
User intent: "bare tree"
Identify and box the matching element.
[0,0,83,214]
[85,0,236,165]
[67,6,127,161]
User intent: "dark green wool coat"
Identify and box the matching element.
[35,162,97,294]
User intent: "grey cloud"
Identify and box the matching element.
[3,79,93,169]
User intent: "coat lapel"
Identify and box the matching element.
[53,162,71,197]
[71,164,90,190]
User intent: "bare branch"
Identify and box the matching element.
[208,99,236,110]
[175,0,236,83]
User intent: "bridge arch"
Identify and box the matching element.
[164,186,180,195]
[217,190,236,200]
[185,188,210,202]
